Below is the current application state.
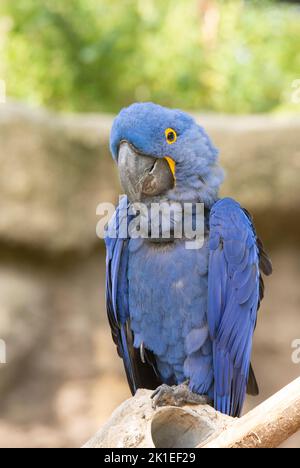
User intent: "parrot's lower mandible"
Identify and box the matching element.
[105,103,272,417]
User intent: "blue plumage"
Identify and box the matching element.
[208,198,261,416]
[105,103,272,417]
[128,237,212,392]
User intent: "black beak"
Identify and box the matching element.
[117,141,175,202]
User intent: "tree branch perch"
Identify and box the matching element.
[84,378,300,449]
[202,377,300,448]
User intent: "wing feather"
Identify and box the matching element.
[105,196,160,394]
[208,198,271,417]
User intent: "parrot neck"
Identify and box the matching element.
[167,164,224,209]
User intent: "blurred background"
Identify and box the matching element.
[0,0,299,448]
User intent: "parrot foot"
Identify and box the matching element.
[151,382,211,409]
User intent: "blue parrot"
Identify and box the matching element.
[105,102,272,417]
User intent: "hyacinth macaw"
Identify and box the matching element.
[105,102,272,417]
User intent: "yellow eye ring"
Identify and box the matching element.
[165,128,177,145]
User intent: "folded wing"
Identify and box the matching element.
[208,198,272,417]
[105,196,160,394]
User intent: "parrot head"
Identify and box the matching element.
[110,102,224,207]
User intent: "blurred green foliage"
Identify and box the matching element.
[0,0,299,113]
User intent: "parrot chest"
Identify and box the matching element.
[127,238,212,384]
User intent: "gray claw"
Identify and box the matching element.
[140,342,146,364]
[151,382,211,409]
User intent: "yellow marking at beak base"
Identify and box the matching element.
[165,157,176,179]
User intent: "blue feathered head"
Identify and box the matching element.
[110,102,224,207]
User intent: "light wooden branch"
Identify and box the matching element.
[202,377,300,448]
[84,378,300,449]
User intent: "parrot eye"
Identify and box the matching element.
[165,128,177,144]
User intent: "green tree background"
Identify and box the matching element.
[0,0,299,114]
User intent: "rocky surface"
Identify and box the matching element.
[0,265,49,393]
[84,389,231,449]
[0,103,117,253]
[0,102,299,447]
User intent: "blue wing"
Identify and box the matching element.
[208,198,271,417]
[105,196,160,394]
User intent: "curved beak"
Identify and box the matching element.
[117,141,175,202]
